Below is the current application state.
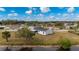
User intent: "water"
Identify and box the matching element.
[0,46,58,51]
[0,45,78,51]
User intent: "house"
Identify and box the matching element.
[64,23,78,29]
[37,28,53,35]
[0,24,24,31]
[28,26,37,32]
[28,26,53,35]
[0,25,6,29]
[5,24,24,31]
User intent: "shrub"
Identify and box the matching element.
[57,38,71,49]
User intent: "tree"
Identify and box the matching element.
[2,31,11,42]
[57,38,71,50]
[1,19,18,25]
[18,27,35,40]
[55,22,64,29]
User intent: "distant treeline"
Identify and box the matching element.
[0,20,25,25]
[0,19,79,25]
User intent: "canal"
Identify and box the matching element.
[0,45,79,51]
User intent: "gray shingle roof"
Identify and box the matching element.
[34,27,47,31]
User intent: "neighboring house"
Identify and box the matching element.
[28,26,53,35]
[64,23,78,29]
[0,24,24,31]
[6,24,24,31]
[28,26,37,32]
[0,25,6,29]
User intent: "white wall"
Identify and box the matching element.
[38,29,53,35]
[38,31,46,35]
[54,29,68,32]
[28,26,36,31]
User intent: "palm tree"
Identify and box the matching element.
[57,38,71,51]
[2,31,11,42]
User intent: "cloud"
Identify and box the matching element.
[25,10,32,14]
[67,7,75,13]
[37,14,44,17]
[70,13,74,16]
[55,17,60,20]
[63,13,68,17]
[32,8,37,11]
[0,8,5,11]
[11,10,15,12]
[49,15,55,19]
[75,14,79,19]
[77,15,79,18]
[40,7,50,13]
[36,14,44,20]
[8,13,18,16]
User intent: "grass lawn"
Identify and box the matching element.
[33,32,79,45]
[0,31,32,45]
[0,30,79,45]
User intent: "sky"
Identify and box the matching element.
[0,7,79,21]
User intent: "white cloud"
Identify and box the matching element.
[37,14,44,17]
[77,15,79,18]
[55,17,60,20]
[67,7,75,13]
[40,7,50,13]
[8,13,18,16]
[25,10,32,14]
[63,13,75,20]
[36,14,44,20]
[49,15,55,19]
[75,14,79,19]
[32,8,37,11]
[11,10,15,12]
[70,13,74,16]
[0,8,5,11]
[46,15,55,21]
[63,13,68,17]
